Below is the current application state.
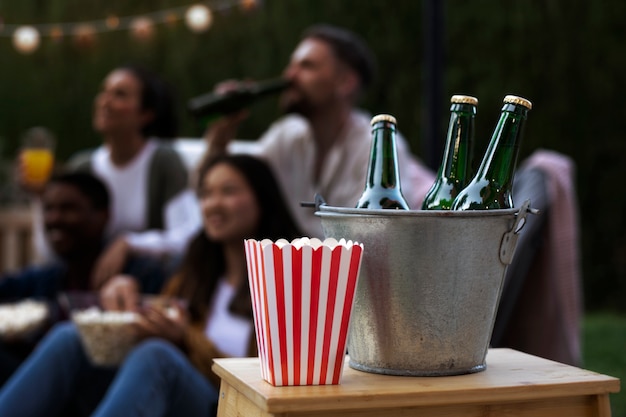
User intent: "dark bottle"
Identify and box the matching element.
[187,78,290,119]
[451,95,532,210]
[422,95,478,210]
[356,114,410,210]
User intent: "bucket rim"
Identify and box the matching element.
[315,205,520,218]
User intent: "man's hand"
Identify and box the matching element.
[201,80,251,159]
[203,111,250,158]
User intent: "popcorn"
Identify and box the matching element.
[0,300,48,338]
[70,297,185,367]
[72,307,139,367]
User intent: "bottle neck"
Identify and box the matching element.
[439,103,476,182]
[474,103,527,188]
[365,121,401,189]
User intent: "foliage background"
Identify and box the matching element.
[0,0,625,312]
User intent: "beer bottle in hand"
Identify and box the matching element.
[422,95,478,210]
[187,78,290,119]
[356,114,410,210]
[451,95,532,210]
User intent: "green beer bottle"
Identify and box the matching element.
[187,77,290,119]
[422,95,478,210]
[356,114,410,210]
[451,95,532,210]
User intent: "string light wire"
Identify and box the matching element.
[0,0,259,53]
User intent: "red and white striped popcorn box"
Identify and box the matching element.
[244,237,364,386]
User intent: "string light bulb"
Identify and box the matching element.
[49,26,64,42]
[130,17,155,41]
[13,26,40,54]
[185,4,212,33]
[165,12,179,27]
[240,0,258,11]
[105,15,120,30]
[73,24,96,48]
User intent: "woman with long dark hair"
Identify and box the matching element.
[0,154,302,417]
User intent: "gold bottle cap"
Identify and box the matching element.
[504,95,532,110]
[371,114,397,125]
[451,95,478,105]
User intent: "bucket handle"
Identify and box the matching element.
[301,193,327,211]
[499,199,539,265]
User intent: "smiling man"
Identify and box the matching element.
[0,171,166,384]
[1,172,166,298]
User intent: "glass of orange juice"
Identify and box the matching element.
[20,127,55,187]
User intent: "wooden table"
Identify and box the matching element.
[212,348,620,417]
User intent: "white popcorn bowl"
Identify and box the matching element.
[72,307,139,367]
[65,292,186,367]
[245,237,364,386]
[0,299,49,340]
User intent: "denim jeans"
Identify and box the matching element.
[0,322,218,417]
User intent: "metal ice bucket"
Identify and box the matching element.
[316,201,532,376]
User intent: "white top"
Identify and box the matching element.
[227,111,436,238]
[92,141,154,236]
[91,140,202,256]
[123,190,201,255]
[205,279,253,358]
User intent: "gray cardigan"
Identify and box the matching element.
[67,142,189,230]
